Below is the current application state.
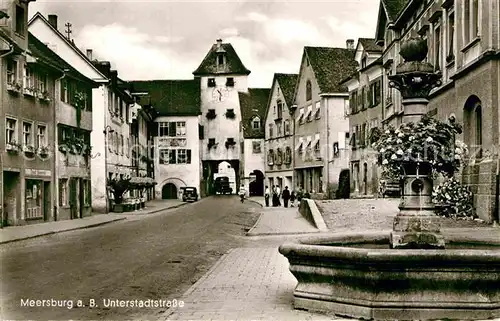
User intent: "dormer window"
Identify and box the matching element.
[252,117,260,129]
[361,57,367,68]
[217,54,225,67]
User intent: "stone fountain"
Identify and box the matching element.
[279,37,500,321]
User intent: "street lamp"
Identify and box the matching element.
[103,125,115,213]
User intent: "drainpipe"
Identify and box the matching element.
[53,69,68,221]
[0,45,14,228]
[494,155,499,227]
[325,98,330,198]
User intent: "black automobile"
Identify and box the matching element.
[214,176,233,195]
[182,187,198,202]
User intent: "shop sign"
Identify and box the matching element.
[25,169,51,177]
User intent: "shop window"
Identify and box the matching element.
[25,180,42,219]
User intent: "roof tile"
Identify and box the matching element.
[305,47,358,93]
[129,79,201,116]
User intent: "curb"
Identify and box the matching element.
[246,230,322,236]
[306,199,329,232]
[245,212,264,236]
[162,248,236,318]
[247,198,264,207]
[123,202,189,215]
[0,217,127,244]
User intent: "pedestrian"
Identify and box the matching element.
[238,184,246,203]
[290,191,296,207]
[296,187,303,205]
[282,186,290,208]
[276,185,281,206]
[264,185,270,207]
[272,186,278,207]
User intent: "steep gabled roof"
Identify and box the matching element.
[381,0,408,21]
[304,46,358,94]
[239,88,270,139]
[193,42,251,76]
[275,73,298,108]
[28,32,96,85]
[28,12,108,82]
[129,79,201,117]
[358,38,383,53]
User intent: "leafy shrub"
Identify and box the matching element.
[432,177,476,219]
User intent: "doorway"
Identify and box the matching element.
[43,181,50,221]
[162,183,178,199]
[249,170,264,196]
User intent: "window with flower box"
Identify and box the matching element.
[284,147,292,164]
[276,149,283,165]
[314,101,321,119]
[267,149,274,165]
[284,120,290,135]
[6,59,18,88]
[23,122,33,146]
[23,65,36,95]
[177,149,192,164]
[37,125,47,149]
[6,118,17,145]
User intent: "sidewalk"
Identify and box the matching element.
[246,206,319,236]
[162,248,345,321]
[0,199,187,244]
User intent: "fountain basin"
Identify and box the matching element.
[279,231,500,320]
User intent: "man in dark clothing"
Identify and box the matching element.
[282,186,291,208]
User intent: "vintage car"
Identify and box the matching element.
[214,176,232,194]
[182,187,198,202]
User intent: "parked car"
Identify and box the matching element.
[182,187,198,202]
[214,176,232,195]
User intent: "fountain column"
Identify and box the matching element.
[388,37,444,249]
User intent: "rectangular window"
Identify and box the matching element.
[434,25,441,69]
[447,11,455,62]
[37,125,47,148]
[284,120,290,135]
[159,122,169,137]
[472,0,479,39]
[23,122,33,146]
[226,77,234,87]
[208,78,216,87]
[176,121,186,136]
[6,118,17,144]
[7,59,17,84]
[59,179,68,206]
[24,65,35,91]
[169,149,177,164]
[277,123,282,136]
[252,119,260,129]
[120,134,124,155]
[177,149,187,164]
[269,124,274,137]
[15,5,25,35]
[277,101,284,119]
[159,149,168,164]
[315,101,321,119]
[37,73,47,94]
[252,141,261,154]
[61,79,68,102]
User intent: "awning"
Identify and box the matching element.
[129,177,157,188]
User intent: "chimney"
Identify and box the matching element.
[48,14,58,30]
[86,49,93,60]
[216,38,222,48]
[346,39,355,49]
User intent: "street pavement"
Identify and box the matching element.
[0,199,186,244]
[0,195,262,320]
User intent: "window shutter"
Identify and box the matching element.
[87,88,93,111]
[169,149,177,164]
[58,125,63,143]
[187,150,191,164]
[199,125,204,140]
[168,122,176,137]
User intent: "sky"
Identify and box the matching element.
[28,0,380,88]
